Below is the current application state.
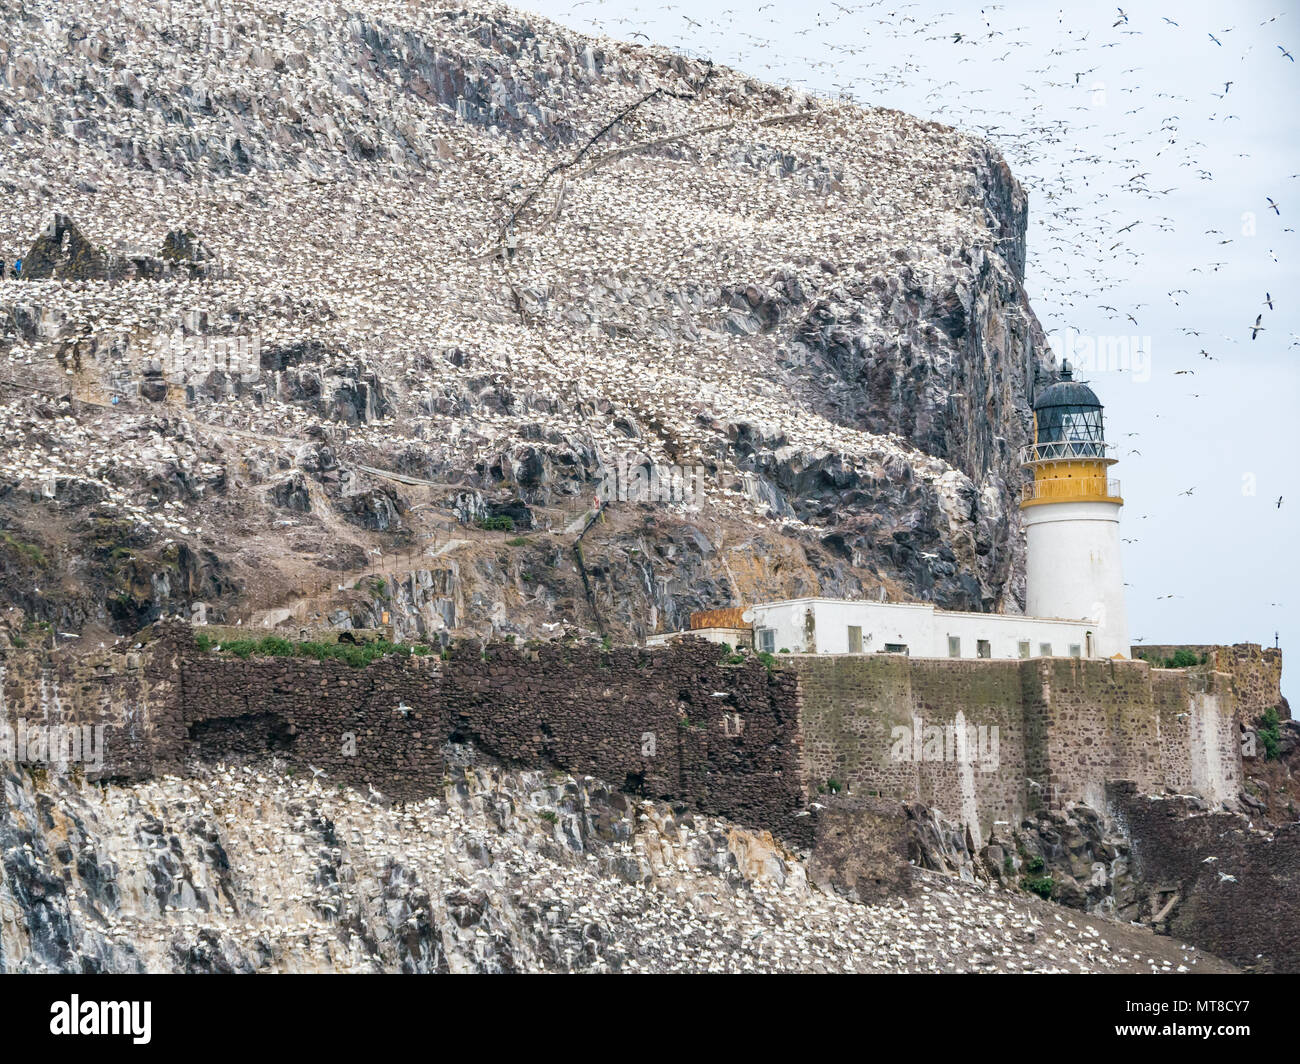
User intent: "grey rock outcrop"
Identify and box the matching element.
[0,760,1230,973]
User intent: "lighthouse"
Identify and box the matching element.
[1021,362,1130,658]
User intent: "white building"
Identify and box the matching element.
[744,598,1097,659]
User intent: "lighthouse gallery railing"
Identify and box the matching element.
[1019,440,1116,464]
[1021,477,1122,503]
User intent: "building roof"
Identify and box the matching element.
[747,597,1095,626]
[1033,360,1101,411]
[690,608,750,630]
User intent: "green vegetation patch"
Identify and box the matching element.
[195,632,432,667]
[1021,875,1054,900]
[0,530,49,568]
[1137,648,1207,669]
[1257,706,1282,761]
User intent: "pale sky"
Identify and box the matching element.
[521,0,1300,703]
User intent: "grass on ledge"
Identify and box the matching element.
[194,631,433,667]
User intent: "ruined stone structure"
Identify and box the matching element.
[2,625,1272,852]
[1,625,813,846]
[1132,643,1286,724]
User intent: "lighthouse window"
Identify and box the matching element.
[1062,410,1103,443]
[948,636,961,658]
[1018,640,1031,659]
[977,639,991,659]
[1035,406,1105,457]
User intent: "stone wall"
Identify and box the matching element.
[0,627,1252,856]
[1036,657,1165,810]
[0,638,165,782]
[175,636,809,843]
[1,627,1284,970]
[1107,782,1300,973]
[792,655,1243,843]
[1,626,812,847]
[1133,643,1285,722]
[795,655,1028,846]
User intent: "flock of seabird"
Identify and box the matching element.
[0,0,1033,566]
[0,763,1225,972]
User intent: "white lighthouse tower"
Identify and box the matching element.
[1021,362,1130,658]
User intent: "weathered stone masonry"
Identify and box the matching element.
[2,626,1288,970]
[1,625,812,846]
[1134,643,1285,724]
[791,654,1244,842]
[0,626,1268,854]
[178,636,809,844]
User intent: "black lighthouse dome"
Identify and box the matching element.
[1031,361,1106,457]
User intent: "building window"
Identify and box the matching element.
[948,636,961,658]
[977,639,991,659]
[883,643,908,655]
[1039,643,1053,657]
[756,628,775,654]
[1018,640,1031,659]
[848,626,863,654]
[1069,644,1082,658]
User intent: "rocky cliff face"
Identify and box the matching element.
[0,0,1049,645]
[0,759,1230,973]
